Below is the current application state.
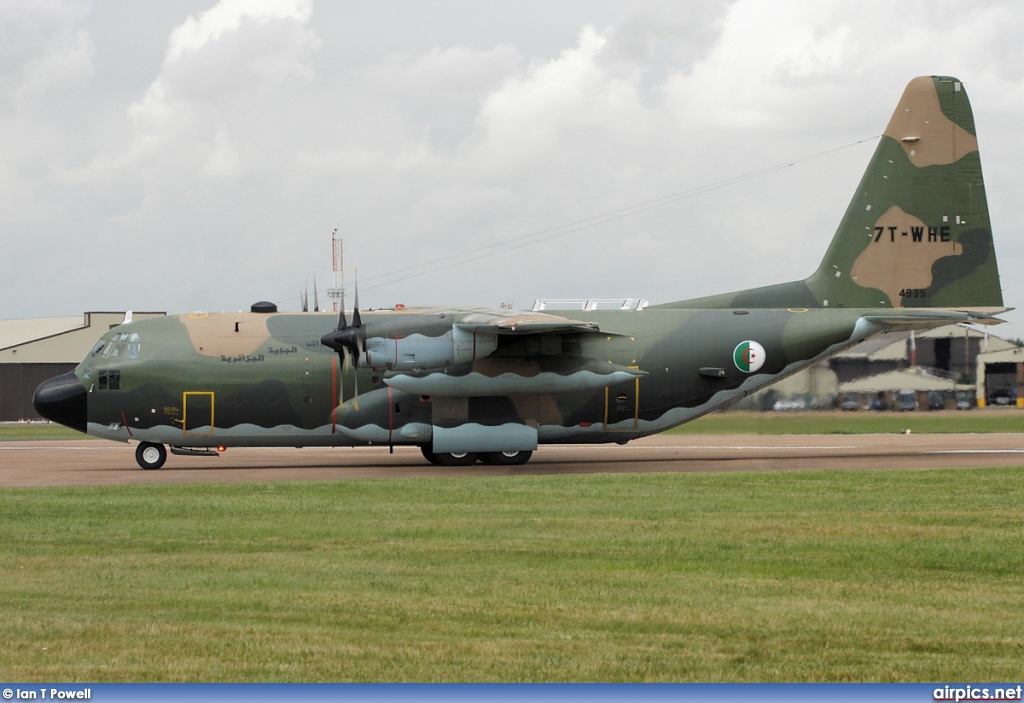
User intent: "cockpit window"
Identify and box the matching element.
[99,333,141,359]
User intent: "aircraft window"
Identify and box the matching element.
[108,371,121,390]
[108,343,127,358]
[90,341,105,357]
[129,333,140,342]
[125,343,141,360]
[98,371,107,390]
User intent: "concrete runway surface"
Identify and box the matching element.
[2,433,1024,487]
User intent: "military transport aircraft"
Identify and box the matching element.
[34,76,1007,469]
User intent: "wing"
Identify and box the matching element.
[453,310,600,335]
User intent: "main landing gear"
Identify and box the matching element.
[420,446,532,466]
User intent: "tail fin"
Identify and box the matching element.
[664,76,1004,311]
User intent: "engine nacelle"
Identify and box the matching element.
[363,325,497,371]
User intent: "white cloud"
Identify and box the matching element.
[164,0,312,64]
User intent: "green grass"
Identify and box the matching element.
[0,424,91,441]
[669,409,1024,435]
[2,468,1023,681]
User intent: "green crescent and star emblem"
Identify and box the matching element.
[733,340,766,373]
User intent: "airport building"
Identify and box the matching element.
[975,346,1024,408]
[1,312,165,422]
[752,324,1021,410]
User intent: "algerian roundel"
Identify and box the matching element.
[733,340,766,373]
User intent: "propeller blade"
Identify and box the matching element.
[319,269,366,392]
[301,286,308,313]
[352,269,361,329]
[338,288,347,330]
[313,276,320,312]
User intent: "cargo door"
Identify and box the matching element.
[183,391,215,436]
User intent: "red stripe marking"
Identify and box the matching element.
[331,355,338,434]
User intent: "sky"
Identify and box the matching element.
[3,0,1024,337]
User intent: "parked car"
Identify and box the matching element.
[897,390,917,411]
[772,398,806,411]
[989,387,1015,406]
[840,395,861,411]
[956,391,973,410]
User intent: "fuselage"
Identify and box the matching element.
[57,305,875,449]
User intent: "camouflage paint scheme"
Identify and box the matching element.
[34,77,1007,468]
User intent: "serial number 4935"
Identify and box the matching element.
[900,288,927,298]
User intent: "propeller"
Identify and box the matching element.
[320,275,365,407]
[301,285,309,313]
[313,276,320,313]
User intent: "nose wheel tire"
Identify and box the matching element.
[481,450,533,466]
[136,442,167,470]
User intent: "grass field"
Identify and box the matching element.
[670,409,1024,435]
[2,468,1023,682]
[3,409,1023,442]
[0,423,90,441]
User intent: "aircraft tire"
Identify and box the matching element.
[481,450,532,466]
[420,446,442,465]
[432,451,480,466]
[135,442,167,470]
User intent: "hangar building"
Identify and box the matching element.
[975,346,1024,408]
[752,324,1020,410]
[1,312,165,422]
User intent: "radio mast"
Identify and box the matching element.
[327,229,343,312]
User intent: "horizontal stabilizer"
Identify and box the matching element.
[863,308,1007,332]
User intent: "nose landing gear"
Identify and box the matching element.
[135,442,167,470]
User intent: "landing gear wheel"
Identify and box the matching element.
[135,442,167,470]
[420,446,442,465]
[431,451,480,466]
[481,450,533,466]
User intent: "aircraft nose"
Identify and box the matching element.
[33,372,88,433]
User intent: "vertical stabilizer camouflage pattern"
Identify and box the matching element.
[32,76,1009,469]
[659,76,1002,311]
